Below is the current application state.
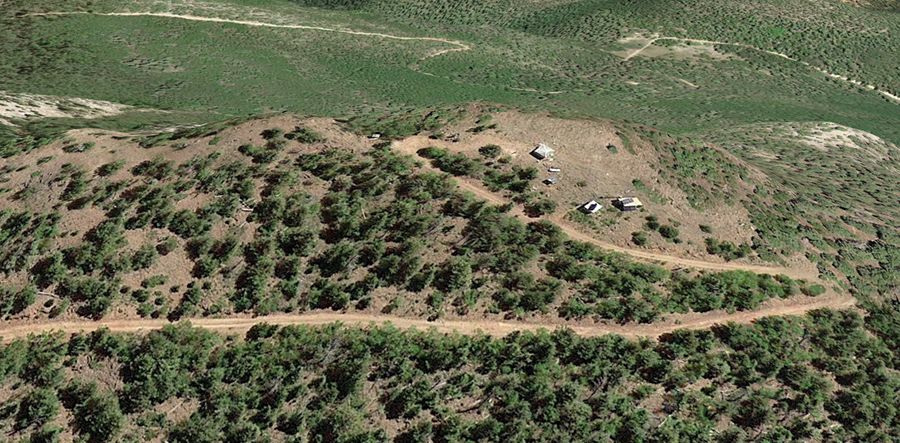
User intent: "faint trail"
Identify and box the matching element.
[391,136,816,280]
[25,11,470,67]
[0,294,855,341]
[622,35,660,61]
[624,36,899,103]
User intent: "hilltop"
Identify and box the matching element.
[0,0,897,441]
[2,110,851,325]
[0,111,895,443]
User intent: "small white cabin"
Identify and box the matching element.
[614,197,643,211]
[578,200,602,214]
[530,143,555,160]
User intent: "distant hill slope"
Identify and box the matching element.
[1,0,898,146]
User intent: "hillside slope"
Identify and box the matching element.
[1,112,848,328]
[2,0,898,145]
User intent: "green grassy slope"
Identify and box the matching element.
[1,0,898,144]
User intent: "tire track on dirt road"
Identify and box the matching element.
[0,293,855,341]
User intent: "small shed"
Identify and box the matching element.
[368,133,382,140]
[530,143,555,160]
[578,200,602,214]
[543,176,558,185]
[614,197,643,211]
[547,167,561,173]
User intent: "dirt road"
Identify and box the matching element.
[0,293,855,341]
[391,137,815,280]
[26,11,470,64]
[29,10,899,104]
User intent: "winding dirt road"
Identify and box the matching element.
[391,137,816,280]
[0,293,855,341]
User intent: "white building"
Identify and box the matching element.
[614,197,643,211]
[530,143,555,160]
[578,200,602,214]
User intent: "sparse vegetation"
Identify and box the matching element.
[0,124,816,322]
[1,0,898,438]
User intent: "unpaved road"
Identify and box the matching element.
[391,137,816,280]
[26,11,470,63]
[0,293,855,341]
[28,10,899,104]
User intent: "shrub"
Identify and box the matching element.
[260,128,284,140]
[285,126,324,143]
[705,238,751,261]
[494,273,560,312]
[62,142,94,153]
[238,144,278,164]
[131,157,174,180]
[130,244,158,270]
[524,197,557,217]
[658,225,679,240]
[141,275,168,289]
[168,210,211,238]
[156,237,179,256]
[478,144,501,158]
[802,284,826,296]
[418,147,480,176]
[96,160,125,177]
[632,231,648,246]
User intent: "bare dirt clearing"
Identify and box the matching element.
[798,123,897,160]
[0,90,136,126]
[616,33,900,103]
